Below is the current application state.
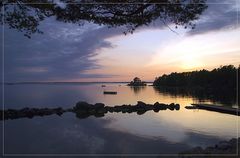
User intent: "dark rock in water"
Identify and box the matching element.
[137,109,147,115]
[175,104,180,110]
[76,112,90,119]
[168,103,175,111]
[154,102,160,107]
[74,101,92,111]
[94,113,105,118]
[136,101,147,108]
[105,106,114,113]
[159,103,168,110]
[94,103,105,109]
[55,107,64,116]
[89,109,97,114]
[1,101,181,121]
[153,108,160,112]
[145,104,154,110]
[113,106,122,112]
[97,108,107,114]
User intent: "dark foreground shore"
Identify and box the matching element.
[179,138,239,158]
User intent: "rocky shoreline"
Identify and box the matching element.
[179,138,239,157]
[0,101,180,120]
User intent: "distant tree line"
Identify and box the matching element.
[153,65,239,105]
[153,65,239,90]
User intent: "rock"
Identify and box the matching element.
[216,141,231,150]
[175,104,180,110]
[181,138,240,155]
[97,108,107,114]
[168,103,175,110]
[159,103,168,110]
[113,106,121,112]
[55,107,64,116]
[136,101,146,108]
[229,138,237,145]
[137,109,146,115]
[76,112,90,119]
[94,103,105,109]
[154,102,160,107]
[94,113,105,118]
[106,106,114,113]
[89,109,96,114]
[74,101,91,111]
[153,109,160,112]
[1,101,183,121]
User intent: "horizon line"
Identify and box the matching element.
[2,81,154,84]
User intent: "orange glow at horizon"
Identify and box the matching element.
[73,28,240,82]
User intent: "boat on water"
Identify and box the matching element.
[101,85,106,87]
[103,91,117,95]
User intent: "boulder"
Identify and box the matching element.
[168,103,175,111]
[137,109,147,115]
[175,104,180,110]
[74,101,92,111]
[216,141,231,150]
[94,103,105,109]
[136,101,147,109]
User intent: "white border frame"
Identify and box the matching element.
[1,0,239,157]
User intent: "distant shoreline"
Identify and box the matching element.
[2,81,153,85]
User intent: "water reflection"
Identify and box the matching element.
[130,86,146,94]
[0,113,230,154]
[153,86,237,106]
[1,83,239,155]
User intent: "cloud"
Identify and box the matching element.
[1,0,239,82]
[187,0,239,35]
[2,18,124,82]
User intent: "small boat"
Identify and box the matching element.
[101,85,106,87]
[103,91,117,95]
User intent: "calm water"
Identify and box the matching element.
[0,83,239,155]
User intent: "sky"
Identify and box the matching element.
[1,0,240,82]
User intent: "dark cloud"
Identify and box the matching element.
[187,0,239,35]
[2,18,124,82]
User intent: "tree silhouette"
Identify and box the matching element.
[153,65,239,105]
[1,0,208,38]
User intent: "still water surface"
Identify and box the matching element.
[0,83,239,155]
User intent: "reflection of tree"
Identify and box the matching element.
[1,0,207,38]
[153,86,236,106]
[130,86,146,94]
[153,65,239,105]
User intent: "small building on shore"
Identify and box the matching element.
[128,77,147,86]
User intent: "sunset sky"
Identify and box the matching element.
[2,0,240,82]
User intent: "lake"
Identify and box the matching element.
[0,83,239,156]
